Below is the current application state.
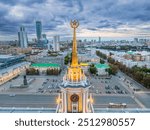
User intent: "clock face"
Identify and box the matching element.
[70,94,79,102]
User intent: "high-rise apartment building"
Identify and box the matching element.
[53,35,60,52]
[18,26,28,48]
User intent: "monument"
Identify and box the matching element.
[23,75,28,86]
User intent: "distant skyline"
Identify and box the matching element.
[0,0,150,41]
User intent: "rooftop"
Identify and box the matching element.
[127,51,134,55]
[0,62,31,76]
[0,54,25,59]
[80,63,89,66]
[31,63,60,68]
[0,55,14,59]
[95,63,110,69]
[79,54,99,58]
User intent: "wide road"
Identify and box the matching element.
[117,71,150,108]
[0,94,140,108]
[94,95,139,108]
[0,94,57,108]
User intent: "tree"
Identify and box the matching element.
[46,69,52,75]
[46,68,60,75]
[134,71,144,82]
[26,68,39,75]
[107,64,118,75]
[64,53,72,65]
[142,75,150,89]
[36,69,39,75]
[64,55,70,65]
[96,50,107,59]
[89,64,97,74]
[109,52,113,56]
[100,59,105,64]
[107,57,115,64]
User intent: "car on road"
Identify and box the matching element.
[9,94,16,97]
[105,86,110,89]
[49,90,52,93]
[106,91,111,94]
[96,90,99,94]
[117,90,124,94]
[48,85,51,89]
[43,82,47,84]
[115,85,120,90]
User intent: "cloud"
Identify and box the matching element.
[0,0,46,6]
[0,0,150,40]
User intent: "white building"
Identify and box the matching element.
[95,63,110,76]
[30,63,60,73]
[53,35,60,52]
[80,63,89,74]
[145,55,150,61]
[78,54,99,63]
[100,49,150,69]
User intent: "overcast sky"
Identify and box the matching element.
[0,0,150,40]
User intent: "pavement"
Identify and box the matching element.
[117,71,150,108]
[0,94,140,108]
[0,94,57,108]
[0,68,150,110]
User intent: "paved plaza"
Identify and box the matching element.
[0,70,150,110]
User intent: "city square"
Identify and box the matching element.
[0,0,150,113]
[0,69,150,111]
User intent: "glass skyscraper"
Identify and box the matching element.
[36,21,42,41]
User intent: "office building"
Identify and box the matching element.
[36,21,42,41]
[134,38,138,43]
[42,34,48,44]
[99,37,101,43]
[42,34,46,39]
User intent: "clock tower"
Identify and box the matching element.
[56,20,94,113]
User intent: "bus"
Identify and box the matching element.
[108,103,127,108]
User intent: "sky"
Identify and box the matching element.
[0,0,150,41]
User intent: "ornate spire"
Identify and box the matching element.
[70,20,79,67]
[64,20,85,82]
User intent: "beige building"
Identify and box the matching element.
[0,47,32,55]
[78,54,99,63]
[0,62,30,85]
[132,54,142,61]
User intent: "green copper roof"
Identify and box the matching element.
[95,63,110,69]
[31,63,60,68]
[127,51,134,55]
